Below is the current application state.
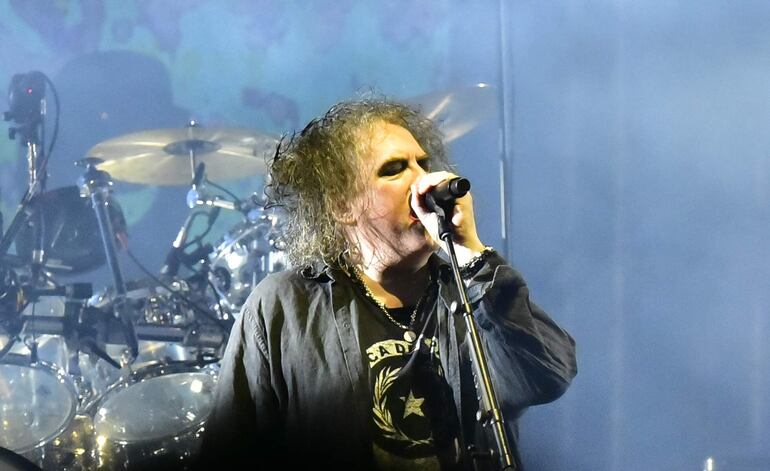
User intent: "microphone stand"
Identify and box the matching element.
[0,76,48,281]
[0,72,48,368]
[162,161,226,278]
[427,195,515,471]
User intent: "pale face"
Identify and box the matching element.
[347,121,438,270]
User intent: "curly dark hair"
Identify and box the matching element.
[265,98,450,267]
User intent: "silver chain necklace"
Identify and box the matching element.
[349,266,431,342]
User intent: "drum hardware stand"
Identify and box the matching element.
[0,72,49,284]
[77,158,139,364]
[58,286,127,373]
[70,308,123,371]
[0,265,22,360]
[186,162,243,212]
[5,282,122,371]
[171,121,249,213]
[185,120,201,180]
[426,184,516,471]
[17,308,225,361]
[0,72,53,371]
[74,305,123,370]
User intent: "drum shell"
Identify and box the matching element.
[92,425,205,470]
[35,414,97,471]
[0,446,41,471]
[87,361,218,470]
[208,212,287,315]
[0,356,78,455]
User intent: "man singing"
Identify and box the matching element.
[198,99,577,470]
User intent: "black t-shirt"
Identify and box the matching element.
[358,291,462,471]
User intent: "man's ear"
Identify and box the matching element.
[332,202,357,226]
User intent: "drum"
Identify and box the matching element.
[3,298,105,469]
[15,297,118,411]
[89,361,218,470]
[0,446,41,471]
[14,185,126,274]
[39,414,97,471]
[0,355,78,455]
[209,208,287,316]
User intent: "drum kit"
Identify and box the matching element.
[0,75,494,470]
[0,111,284,469]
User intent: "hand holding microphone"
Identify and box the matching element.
[411,172,487,263]
[423,177,471,213]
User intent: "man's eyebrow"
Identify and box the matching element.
[378,153,428,165]
[378,156,406,165]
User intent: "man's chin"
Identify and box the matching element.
[414,237,439,257]
[392,244,436,270]
[397,231,435,252]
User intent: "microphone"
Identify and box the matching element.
[423,177,471,239]
[4,71,46,126]
[160,211,195,278]
[424,177,471,212]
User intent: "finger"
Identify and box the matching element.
[452,210,463,228]
[410,183,429,215]
[415,171,457,195]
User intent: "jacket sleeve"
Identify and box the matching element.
[196,294,282,468]
[464,250,577,415]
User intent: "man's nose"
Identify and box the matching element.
[411,161,428,181]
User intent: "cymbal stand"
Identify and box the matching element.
[426,194,516,471]
[77,158,138,363]
[165,119,207,181]
[187,120,198,180]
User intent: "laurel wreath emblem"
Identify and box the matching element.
[372,366,432,446]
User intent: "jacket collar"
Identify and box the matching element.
[299,253,453,285]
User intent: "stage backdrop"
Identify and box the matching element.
[1,1,768,469]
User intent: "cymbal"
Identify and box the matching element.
[87,127,278,185]
[405,83,497,143]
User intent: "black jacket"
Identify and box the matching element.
[197,251,577,469]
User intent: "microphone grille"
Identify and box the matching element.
[449,177,471,197]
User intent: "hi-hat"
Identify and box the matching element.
[405,83,497,143]
[87,126,278,185]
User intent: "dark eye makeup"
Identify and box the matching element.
[378,159,407,177]
[377,156,430,177]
